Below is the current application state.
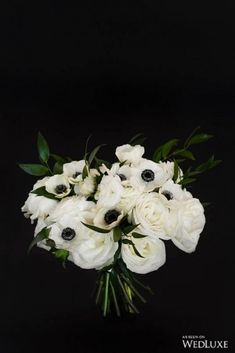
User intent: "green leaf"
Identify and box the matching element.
[82,164,89,179]
[53,249,69,260]
[152,145,163,162]
[179,177,196,186]
[132,244,144,258]
[122,223,139,234]
[187,133,213,146]
[184,126,201,148]
[195,155,222,173]
[173,159,179,182]
[81,222,110,233]
[83,134,92,160]
[53,161,63,174]
[46,239,56,248]
[162,139,179,159]
[37,132,50,163]
[174,149,195,160]
[113,227,122,242]
[88,144,106,166]
[31,186,58,200]
[19,163,49,176]
[132,232,147,239]
[129,133,146,146]
[50,153,68,164]
[122,239,134,245]
[28,227,50,254]
[95,157,111,169]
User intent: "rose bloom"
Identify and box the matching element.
[131,192,169,239]
[95,174,123,208]
[121,230,166,274]
[166,198,206,253]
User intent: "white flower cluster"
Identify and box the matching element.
[22,144,205,274]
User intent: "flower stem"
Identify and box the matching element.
[103,272,110,317]
[110,280,121,317]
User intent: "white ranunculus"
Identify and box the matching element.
[21,177,58,222]
[48,196,95,223]
[45,174,71,198]
[121,231,166,274]
[131,192,170,239]
[95,174,123,208]
[74,175,96,197]
[93,207,124,230]
[166,198,206,253]
[159,179,192,203]
[130,159,169,192]
[119,186,144,215]
[70,223,118,269]
[63,160,85,184]
[159,161,183,182]
[115,144,145,165]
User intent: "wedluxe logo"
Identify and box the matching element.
[182,336,228,349]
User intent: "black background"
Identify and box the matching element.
[1,1,235,353]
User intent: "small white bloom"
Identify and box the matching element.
[115,144,145,165]
[45,174,71,198]
[119,186,144,215]
[63,160,85,183]
[159,161,183,182]
[21,177,58,222]
[48,196,95,223]
[166,198,206,253]
[70,223,118,270]
[159,179,192,203]
[93,207,124,230]
[95,174,123,208]
[121,231,166,274]
[130,159,169,192]
[74,175,96,197]
[131,192,169,239]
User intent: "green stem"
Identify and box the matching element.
[95,275,104,305]
[121,274,147,303]
[45,161,53,175]
[110,280,121,317]
[103,272,110,317]
[116,274,139,314]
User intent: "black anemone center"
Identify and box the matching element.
[141,169,155,182]
[118,173,127,181]
[162,190,173,200]
[104,209,120,225]
[73,172,81,179]
[61,227,76,241]
[55,184,67,194]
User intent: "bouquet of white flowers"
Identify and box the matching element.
[20,129,221,316]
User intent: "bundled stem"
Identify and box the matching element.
[94,259,153,317]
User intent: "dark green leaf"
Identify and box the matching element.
[37,132,50,163]
[152,145,163,162]
[173,159,179,182]
[19,163,49,176]
[28,227,50,254]
[179,177,196,186]
[31,186,58,200]
[195,155,222,172]
[129,133,146,146]
[88,144,106,166]
[184,126,201,148]
[46,239,56,248]
[53,249,69,260]
[95,157,111,168]
[174,149,195,160]
[50,153,68,164]
[83,134,92,160]
[187,133,213,146]
[132,232,147,239]
[162,139,179,159]
[132,244,144,258]
[113,227,122,242]
[122,223,139,234]
[53,161,63,174]
[81,222,110,233]
[122,239,134,245]
[82,164,89,179]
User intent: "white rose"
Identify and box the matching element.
[119,186,144,215]
[159,179,192,203]
[63,160,85,183]
[74,175,96,197]
[131,192,169,239]
[71,223,118,270]
[115,144,145,165]
[21,177,58,222]
[121,231,166,274]
[95,174,123,208]
[166,198,206,253]
[48,196,95,223]
[93,207,124,230]
[130,159,169,192]
[45,174,71,198]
